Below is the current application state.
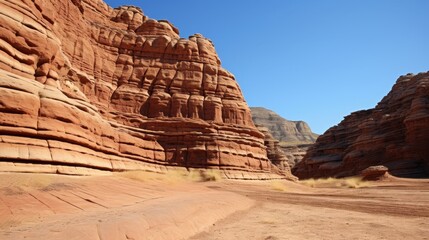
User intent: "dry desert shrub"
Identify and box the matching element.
[164,168,223,182]
[343,177,371,188]
[116,170,165,182]
[189,169,223,182]
[117,168,223,183]
[259,217,280,225]
[300,176,370,188]
[269,180,287,191]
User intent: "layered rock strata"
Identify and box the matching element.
[256,125,297,180]
[251,107,318,143]
[282,143,314,168]
[251,107,318,168]
[294,72,429,179]
[0,0,278,178]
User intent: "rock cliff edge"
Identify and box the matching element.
[0,0,290,179]
[294,72,429,179]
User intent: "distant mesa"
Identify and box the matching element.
[0,0,290,179]
[250,107,318,168]
[251,107,318,143]
[294,72,429,179]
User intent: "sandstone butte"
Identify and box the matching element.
[0,0,295,180]
[251,107,318,168]
[294,72,429,179]
[255,126,294,176]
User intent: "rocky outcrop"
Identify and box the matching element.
[360,165,389,181]
[251,107,318,168]
[0,0,281,178]
[256,125,297,181]
[251,107,318,143]
[282,143,314,168]
[294,72,429,179]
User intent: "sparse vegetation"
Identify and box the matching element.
[300,176,370,189]
[259,217,280,225]
[191,169,223,182]
[117,168,223,183]
[116,170,163,182]
[0,173,57,193]
[269,180,288,191]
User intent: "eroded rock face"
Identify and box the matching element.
[255,125,297,181]
[251,107,318,168]
[251,107,318,143]
[0,0,278,178]
[294,73,429,179]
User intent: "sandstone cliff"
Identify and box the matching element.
[251,107,318,167]
[294,72,429,179]
[251,107,318,143]
[256,125,297,181]
[0,0,281,178]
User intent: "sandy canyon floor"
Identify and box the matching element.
[0,172,428,240]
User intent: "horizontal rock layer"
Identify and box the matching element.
[251,107,318,168]
[251,107,318,143]
[256,125,297,181]
[0,0,279,177]
[294,72,429,179]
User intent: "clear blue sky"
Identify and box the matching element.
[105,0,429,134]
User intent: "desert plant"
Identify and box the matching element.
[0,173,56,193]
[269,180,287,191]
[116,170,157,182]
[299,176,370,188]
[116,168,223,183]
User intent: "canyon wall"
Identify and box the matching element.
[255,125,297,180]
[0,0,279,178]
[251,107,318,168]
[294,72,429,179]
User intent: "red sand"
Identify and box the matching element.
[1,173,428,240]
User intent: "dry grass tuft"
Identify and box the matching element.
[300,176,370,189]
[343,177,371,188]
[116,170,164,182]
[259,217,280,225]
[190,169,223,182]
[269,180,287,191]
[0,174,57,193]
[117,169,223,183]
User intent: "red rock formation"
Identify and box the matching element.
[251,107,318,144]
[251,107,318,168]
[294,72,429,179]
[256,125,297,181]
[360,165,389,181]
[0,0,279,178]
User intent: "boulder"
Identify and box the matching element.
[360,165,389,181]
